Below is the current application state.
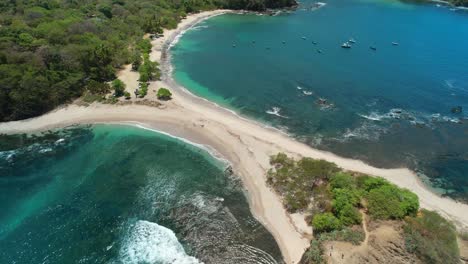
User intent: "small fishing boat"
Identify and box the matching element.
[392,42,399,46]
[317,49,322,53]
[348,38,356,43]
[370,46,377,51]
[312,41,317,45]
[341,42,351,48]
[232,44,236,47]
[302,36,307,40]
[282,41,286,44]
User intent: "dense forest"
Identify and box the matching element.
[0,0,296,121]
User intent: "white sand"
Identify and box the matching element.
[2,10,468,264]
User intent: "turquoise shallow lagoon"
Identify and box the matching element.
[0,125,282,263]
[172,0,468,199]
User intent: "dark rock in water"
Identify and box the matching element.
[224,165,234,175]
[316,98,327,105]
[451,106,462,114]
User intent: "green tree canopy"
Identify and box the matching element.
[157,87,172,100]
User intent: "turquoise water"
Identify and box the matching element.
[172,0,468,199]
[0,125,282,263]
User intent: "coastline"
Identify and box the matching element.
[1,10,468,264]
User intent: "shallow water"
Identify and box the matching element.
[0,125,282,263]
[171,0,468,200]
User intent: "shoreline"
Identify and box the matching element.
[1,10,468,264]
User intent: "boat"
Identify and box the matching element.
[302,36,307,40]
[312,41,317,45]
[392,42,399,46]
[341,42,352,48]
[370,46,377,51]
[348,38,356,43]
[317,49,322,53]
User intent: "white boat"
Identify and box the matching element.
[392,42,399,46]
[341,42,351,48]
[348,38,356,43]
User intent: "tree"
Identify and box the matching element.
[312,213,342,233]
[112,79,125,97]
[337,204,362,226]
[157,87,172,100]
[86,80,110,95]
[366,184,419,220]
[131,50,142,71]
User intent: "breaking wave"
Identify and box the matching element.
[118,220,202,264]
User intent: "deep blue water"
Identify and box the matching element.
[172,0,468,199]
[0,125,282,263]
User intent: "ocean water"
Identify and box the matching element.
[171,0,468,200]
[0,125,282,263]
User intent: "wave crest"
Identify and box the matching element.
[119,220,202,264]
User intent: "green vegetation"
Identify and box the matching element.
[157,87,172,100]
[124,91,131,100]
[312,212,342,232]
[0,0,297,121]
[268,153,419,234]
[112,79,125,97]
[138,82,148,98]
[404,209,460,264]
[301,227,365,264]
[137,39,160,82]
[267,153,461,264]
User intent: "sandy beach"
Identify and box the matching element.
[1,10,468,264]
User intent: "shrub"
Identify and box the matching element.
[124,91,131,100]
[137,39,152,54]
[112,79,125,97]
[297,158,339,182]
[312,213,342,233]
[86,80,110,95]
[330,172,356,190]
[359,176,389,192]
[301,240,324,264]
[366,184,419,220]
[138,82,148,98]
[404,209,459,264]
[337,204,362,226]
[157,87,172,100]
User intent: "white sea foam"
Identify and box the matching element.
[38,147,53,153]
[358,112,388,121]
[119,220,202,264]
[296,86,302,90]
[302,90,313,96]
[133,124,230,167]
[445,79,455,88]
[191,25,209,31]
[266,107,288,118]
